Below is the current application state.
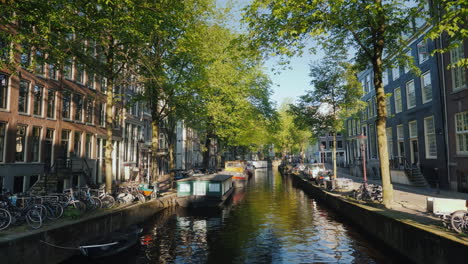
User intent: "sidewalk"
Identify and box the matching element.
[329,165,468,217]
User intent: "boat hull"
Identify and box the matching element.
[177,187,234,208]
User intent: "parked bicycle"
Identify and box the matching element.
[352,183,383,203]
[90,185,115,208]
[450,210,468,234]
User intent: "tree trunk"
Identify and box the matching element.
[168,142,175,171]
[202,136,211,170]
[151,120,159,182]
[332,132,337,179]
[104,78,114,194]
[372,33,394,208]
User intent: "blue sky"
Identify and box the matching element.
[216,0,324,108]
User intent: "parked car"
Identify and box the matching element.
[303,163,326,180]
[292,163,306,175]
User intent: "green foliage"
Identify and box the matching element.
[427,0,467,68]
[289,47,364,136]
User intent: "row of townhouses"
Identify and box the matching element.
[344,14,467,192]
[0,45,203,194]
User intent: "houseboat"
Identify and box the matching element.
[223,160,251,188]
[176,174,234,208]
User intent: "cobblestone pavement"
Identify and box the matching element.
[330,165,468,218]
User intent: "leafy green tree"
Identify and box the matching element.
[427,0,467,68]
[289,48,364,179]
[244,0,428,207]
[274,99,313,159]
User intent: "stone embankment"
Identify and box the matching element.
[286,172,468,264]
[0,194,178,264]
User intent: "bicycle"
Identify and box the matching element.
[450,210,468,234]
[352,183,383,203]
[91,185,115,208]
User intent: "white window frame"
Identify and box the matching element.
[417,40,429,64]
[383,70,388,86]
[409,121,417,139]
[406,80,416,109]
[404,50,411,73]
[424,116,437,159]
[394,88,402,113]
[0,122,7,163]
[421,71,432,103]
[392,66,400,81]
[455,112,468,155]
[451,44,466,91]
[386,94,392,116]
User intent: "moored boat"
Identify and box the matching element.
[222,160,250,188]
[176,174,234,208]
[79,225,143,258]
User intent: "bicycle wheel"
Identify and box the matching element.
[136,193,145,203]
[451,210,467,234]
[0,208,12,231]
[26,209,43,229]
[92,197,102,209]
[72,200,87,213]
[46,203,64,220]
[34,204,49,221]
[100,195,115,208]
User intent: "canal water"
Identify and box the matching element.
[64,169,403,264]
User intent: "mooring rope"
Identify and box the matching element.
[40,240,120,250]
[39,240,80,250]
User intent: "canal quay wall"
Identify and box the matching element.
[288,173,468,264]
[0,194,178,264]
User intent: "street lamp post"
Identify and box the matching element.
[320,144,325,163]
[357,134,368,186]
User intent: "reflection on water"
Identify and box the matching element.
[64,169,401,264]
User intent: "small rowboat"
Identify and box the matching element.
[79,226,143,258]
[138,184,158,198]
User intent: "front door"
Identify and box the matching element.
[194,182,206,196]
[410,140,419,165]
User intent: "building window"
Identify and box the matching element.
[372,96,376,117]
[85,98,93,124]
[86,73,94,89]
[34,50,45,75]
[0,73,8,109]
[62,90,71,119]
[386,94,392,116]
[15,125,27,162]
[100,77,107,92]
[48,64,57,80]
[406,80,416,109]
[0,122,6,162]
[63,58,73,80]
[394,88,402,113]
[33,85,43,116]
[47,89,56,118]
[409,121,417,139]
[20,44,31,68]
[417,40,429,64]
[85,134,92,158]
[386,127,393,158]
[76,63,84,84]
[392,66,400,81]
[0,36,10,61]
[44,128,54,164]
[18,80,29,114]
[421,71,432,103]
[31,126,41,162]
[74,94,83,121]
[424,116,437,159]
[73,131,81,157]
[455,112,468,154]
[61,130,70,158]
[451,44,466,91]
[13,176,25,193]
[99,103,105,127]
[404,50,411,73]
[397,124,405,161]
[366,74,372,91]
[383,70,388,86]
[367,99,373,117]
